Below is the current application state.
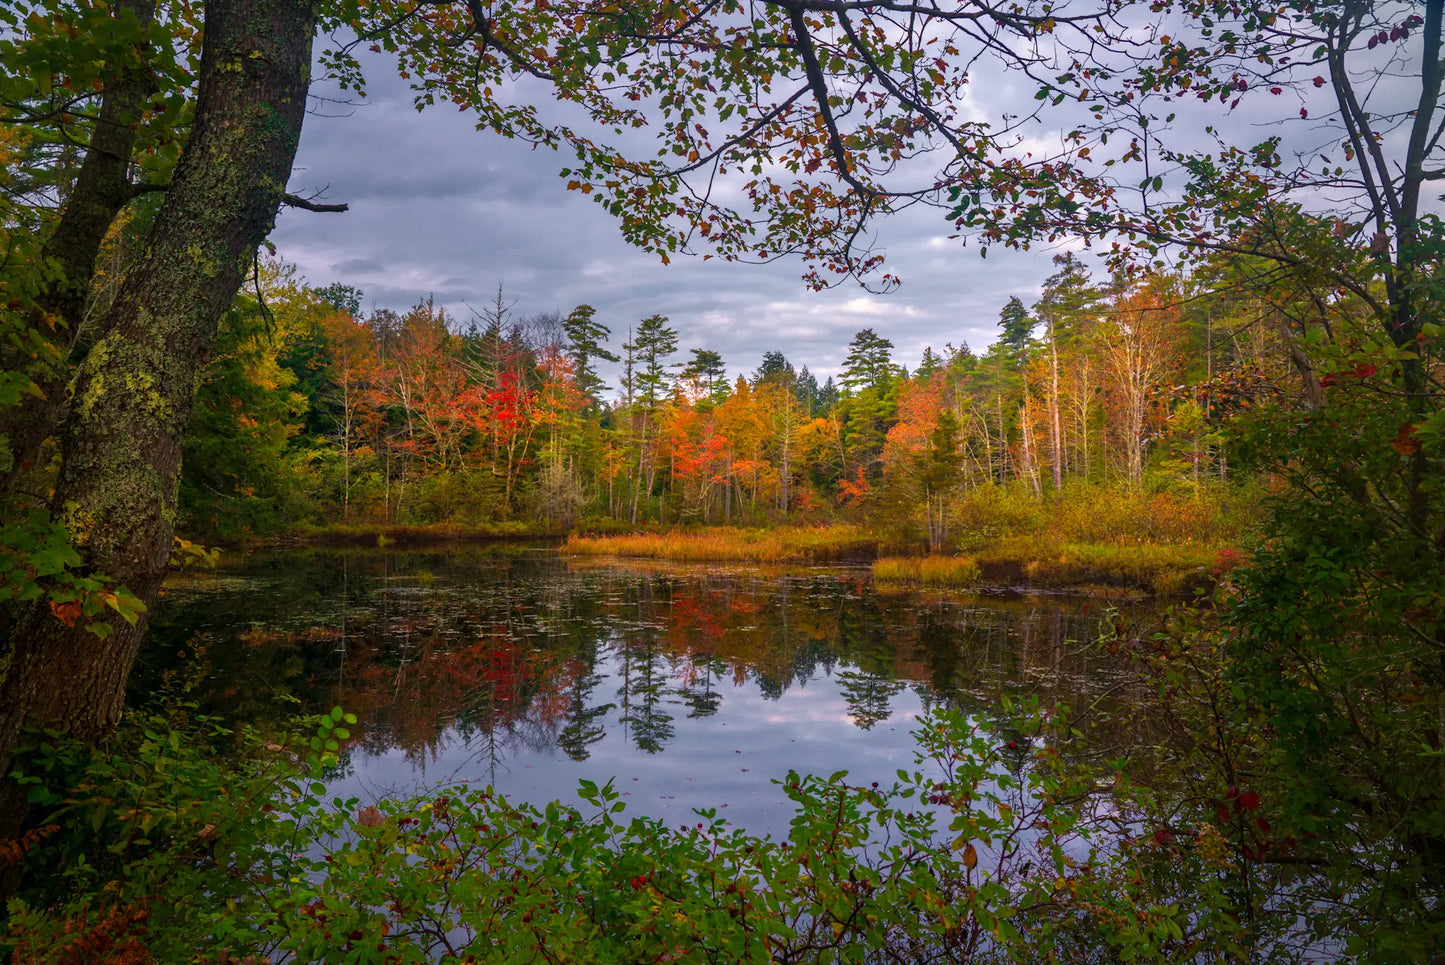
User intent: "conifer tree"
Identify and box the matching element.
[563,304,619,406]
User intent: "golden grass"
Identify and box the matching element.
[972,537,1225,595]
[872,555,983,587]
[564,525,873,563]
[567,524,1238,595]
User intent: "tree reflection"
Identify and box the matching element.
[145,550,1137,771]
[557,664,613,762]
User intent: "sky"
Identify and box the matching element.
[268,11,1430,386]
[271,50,1067,385]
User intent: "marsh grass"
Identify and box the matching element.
[872,555,983,586]
[971,538,1224,594]
[565,525,874,563]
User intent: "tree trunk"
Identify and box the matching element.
[1020,394,1041,498]
[0,0,159,498]
[1047,315,1063,491]
[0,0,316,818]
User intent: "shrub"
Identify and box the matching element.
[5,705,1244,964]
[4,706,354,963]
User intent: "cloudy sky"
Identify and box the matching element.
[270,14,1425,386]
[271,49,1070,384]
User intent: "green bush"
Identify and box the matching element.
[402,469,510,525]
[5,704,1243,964]
[4,706,353,962]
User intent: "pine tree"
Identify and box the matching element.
[681,348,727,403]
[753,350,795,386]
[633,315,679,408]
[997,296,1035,363]
[563,304,619,406]
[917,346,944,379]
[840,328,897,393]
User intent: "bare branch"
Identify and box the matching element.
[282,192,349,213]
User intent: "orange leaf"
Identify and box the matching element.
[49,599,83,627]
[1389,423,1421,455]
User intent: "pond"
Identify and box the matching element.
[142,545,1154,837]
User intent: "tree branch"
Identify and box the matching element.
[786,4,873,199]
[282,192,349,213]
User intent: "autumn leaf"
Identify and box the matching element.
[1389,423,1420,455]
[49,599,83,627]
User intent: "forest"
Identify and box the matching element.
[1,0,1442,961]
[181,256,1258,554]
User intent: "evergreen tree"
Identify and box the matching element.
[840,329,897,393]
[917,408,963,552]
[997,296,1035,362]
[818,376,840,411]
[563,304,619,405]
[753,350,795,386]
[917,346,944,379]
[1034,253,1102,489]
[794,366,820,414]
[681,348,728,404]
[633,314,679,408]
[1034,253,1100,344]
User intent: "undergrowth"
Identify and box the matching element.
[1,702,1250,964]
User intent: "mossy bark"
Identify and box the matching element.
[0,0,317,810]
[0,0,158,496]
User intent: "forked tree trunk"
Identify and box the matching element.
[0,0,159,499]
[0,0,317,820]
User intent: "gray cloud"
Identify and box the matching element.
[275,21,1439,385]
[273,48,1164,384]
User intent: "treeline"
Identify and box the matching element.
[185,254,1297,543]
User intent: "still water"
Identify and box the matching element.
[144,545,1149,835]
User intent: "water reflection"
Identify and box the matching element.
[144,547,1150,832]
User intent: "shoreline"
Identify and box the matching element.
[188,522,1241,597]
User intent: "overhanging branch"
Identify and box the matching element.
[282,192,349,213]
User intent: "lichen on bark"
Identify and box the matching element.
[0,0,320,835]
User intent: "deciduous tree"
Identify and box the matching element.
[0,0,319,826]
